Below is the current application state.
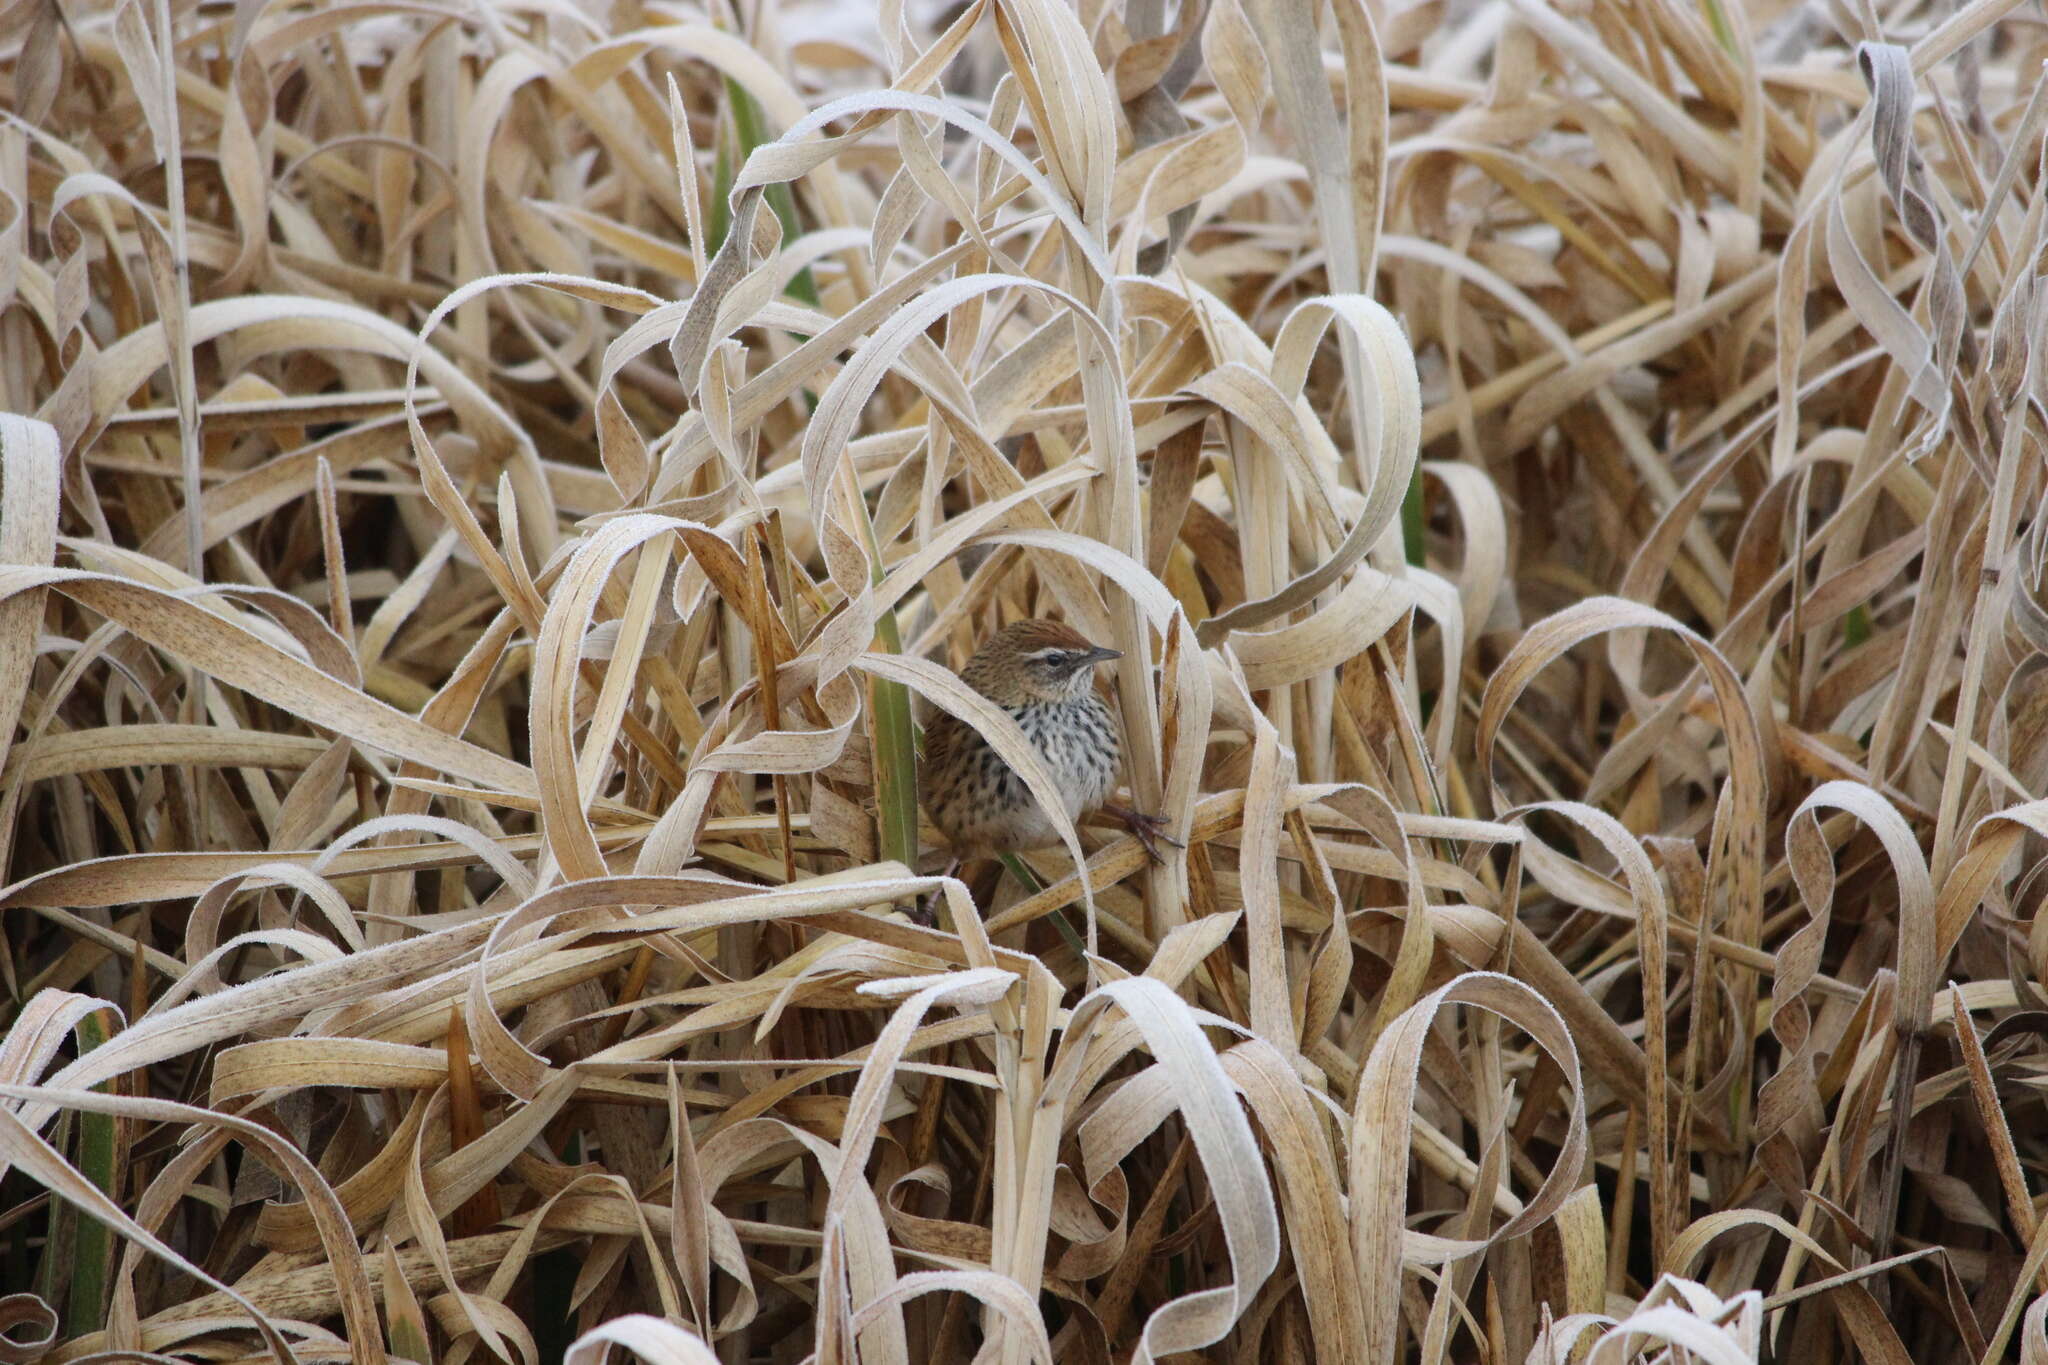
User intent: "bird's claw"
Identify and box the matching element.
[911,857,961,930]
[1106,803,1183,865]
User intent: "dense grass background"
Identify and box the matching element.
[1,0,2045,1360]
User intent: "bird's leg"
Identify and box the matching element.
[915,857,962,928]
[1099,801,1183,865]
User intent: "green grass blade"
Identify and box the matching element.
[1402,466,1425,566]
[870,604,922,868]
[726,77,818,308]
[999,852,1087,960]
[709,76,819,309]
[1843,603,1872,646]
[64,1009,120,1339]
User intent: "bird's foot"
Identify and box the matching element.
[1102,802,1183,865]
[912,858,962,928]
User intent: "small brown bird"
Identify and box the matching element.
[919,619,1176,903]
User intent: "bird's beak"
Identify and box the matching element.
[1088,646,1122,664]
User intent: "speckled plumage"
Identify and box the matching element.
[919,619,1125,859]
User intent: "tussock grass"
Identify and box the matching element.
[0,0,2044,1360]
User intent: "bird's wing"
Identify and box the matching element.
[917,709,964,810]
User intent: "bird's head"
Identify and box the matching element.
[964,618,1121,704]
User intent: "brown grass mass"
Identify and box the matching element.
[2,0,2046,1360]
